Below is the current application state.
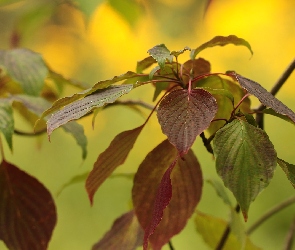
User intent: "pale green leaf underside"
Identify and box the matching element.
[0,101,14,151]
[47,84,133,137]
[213,119,277,219]
[0,48,48,96]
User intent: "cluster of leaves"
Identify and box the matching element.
[0,35,295,250]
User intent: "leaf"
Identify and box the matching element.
[46,84,133,139]
[196,75,251,135]
[195,211,262,250]
[136,56,157,73]
[149,65,161,80]
[170,46,191,57]
[0,100,14,151]
[157,88,217,155]
[182,58,211,86]
[86,125,144,204]
[37,71,139,121]
[62,121,88,159]
[262,108,295,125]
[229,72,295,123]
[153,82,170,101]
[147,44,173,69]
[190,35,253,59]
[213,119,277,220]
[72,0,104,18]
[0,48,48,96]
[0,159,57,250]
[92,210,144,250]
[277,158,295,188]
[244,113,257,127]
[207,178,232,206]
[132,140,203,250]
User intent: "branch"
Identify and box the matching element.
[246,195,295,235]
[256,59,295,129]
[215,204,240,250]
[283,216,295,250]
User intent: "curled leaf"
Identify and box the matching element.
[213,119,277,220]
[157,89,217,155]
[190,35,253,59]
[47,84,133,138]
[148,44,173,69]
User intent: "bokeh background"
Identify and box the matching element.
[0,0,295,249]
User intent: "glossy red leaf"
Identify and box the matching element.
[132,140,203,250]
[92,210,144,250]
[86,125,144,205]
[0,160,57,250]
[157,89,217,155]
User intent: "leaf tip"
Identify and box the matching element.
[242,210,248,222]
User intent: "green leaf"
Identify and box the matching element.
[86,125,144,204]
[136,56,157,73]
[0,159,57,250]
[37,71,138,122]
[147,44,173,69]
[262,108,295,125]
[149,65,161,80]
[190,35,253,59]
[243,113,257,127]
[199,87,234,105]
[277,158,295,188]
[62,121,88,159]
[195,211,261,250]
[0,101,14,151]
[153,82,169,101]
[0,48,48,96]
[196,75,251,135]
[170,46,191,57]
[46,84,133,138]
[207,178,232,206]
[72,0,104,18]
[213,119,277,220]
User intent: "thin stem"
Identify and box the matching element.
[255,59,295,129]
[168,240,175,250]
[215,204,240,250]
[14,128,47,136]
[283,216,295,250]
[247,195,295,235]
[114,100,155,111]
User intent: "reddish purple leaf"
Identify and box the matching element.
[132,140,203,250]
[230,72,295,123]
[0,160,57,250]
[86,125,144,204]
[92,210,144,250]
[157,89,217,155]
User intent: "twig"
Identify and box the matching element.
[14,128,47,136]
[283,216,295,250]
[256,59,295,129]
[215,204,240,250]
[168,240,175,250]
[200,132,213,154]
[246,195,295,235]
[111,100,156,111]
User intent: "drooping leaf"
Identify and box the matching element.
[277,158,295,188]
[157,88,217,155]
[86,124,144,204]
[229,72,295,123]
[147,44,173,69]
[132,140,203,250]
[37,71,139,122]
[262,108,295,125]
[0,160,57,250]
[0,48,48,96]
[213,119,277,220]
[136,56,157,73]
[0,100,14,151]
[62,121,88,159]
[195,211,261,250]
[92,210,143,250]
[196,75,251,135]
[190,35,253,59]
[182,58,211,86]
[46,84,133,138]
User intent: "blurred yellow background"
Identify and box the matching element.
[0,0,295,249]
